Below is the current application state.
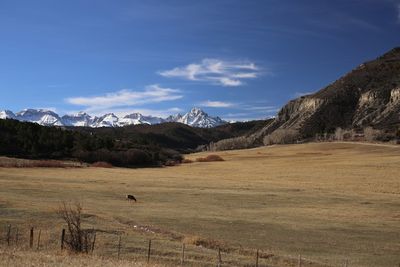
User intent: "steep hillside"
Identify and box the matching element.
[256,47,400,143]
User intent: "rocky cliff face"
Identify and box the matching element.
[251,47,400,144]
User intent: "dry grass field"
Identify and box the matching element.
[0,246,166,267]
[0,142,399,266]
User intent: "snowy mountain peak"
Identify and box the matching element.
[171,108,226,128]
[92,113,119,128]
[15,109,63,126]
[0,108,228,128]
[0,110,16,119]
[62,112,93,127]
[119,112,164,126]
[190,107,203,115]
[165,113,182,122]
[123,113,142,119]
[77,111,89,116]
[16,108,56,116]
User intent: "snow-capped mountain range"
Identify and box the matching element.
[0,108,227,128]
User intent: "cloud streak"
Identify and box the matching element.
[159,59,261,87]
[66,84,183,113]
[199,100,235,108]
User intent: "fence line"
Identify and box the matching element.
[2,223,388,267]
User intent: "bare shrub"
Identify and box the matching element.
[315,132,335,142]
[196,154,224,162]
[342,129,355,140]
[164,160,179,166]
[91,161,113,168]
[335,127,344,141]
[58,202,94,253]
[263,129,298,145]
[332,128,356,141]
[364,127,380,142]
[209,136,255,151]
[181,159,193,164]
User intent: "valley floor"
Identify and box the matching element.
[0,142,399,266]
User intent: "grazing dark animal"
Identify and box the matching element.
[126,194,137,202]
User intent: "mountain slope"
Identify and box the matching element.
[62,112,93,127]
[174,107,226,128]
[16,109,64,126]
[253,47,400,143]
[0,110,16,120]
[209,47,400,150]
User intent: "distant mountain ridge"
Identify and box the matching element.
[0,107,227,128]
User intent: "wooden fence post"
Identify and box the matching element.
[15,227,19,246]
[181,243,185,265]
[147,239,152,263]
[6,224,11,246]
[217,247,222,267]
[85,233,89,254]
[255,249,259,267]
[29,227,34,249]
[117,234,122,260]
[37,230,41,250]
[61,229,65,250]
[91,230,96,254]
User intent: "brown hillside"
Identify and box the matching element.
[253,47,400,144]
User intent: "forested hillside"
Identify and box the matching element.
[0,118,269,167]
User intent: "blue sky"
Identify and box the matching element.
[0,0,399,121]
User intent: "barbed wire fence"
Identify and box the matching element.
[0,223,362,267]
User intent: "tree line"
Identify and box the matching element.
[0,119,181,167]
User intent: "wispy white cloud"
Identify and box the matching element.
[66,84,183,113]
[198,100,235,108]
[159,59,262,87]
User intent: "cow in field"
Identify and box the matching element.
[126,194,137,202]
